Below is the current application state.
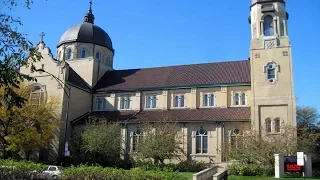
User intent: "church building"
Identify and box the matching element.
[20,0,296,163]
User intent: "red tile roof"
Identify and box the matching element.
[94,60,251,91]
[71,107,251,125]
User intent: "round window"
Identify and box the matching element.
[233,128,240,135]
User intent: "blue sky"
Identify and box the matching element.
[8,0,320,111]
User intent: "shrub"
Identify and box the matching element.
[62,164,188,180]
[134,160,208,173]
[173,160,208,172]
[0,159,45,179]
[228,162,272,176]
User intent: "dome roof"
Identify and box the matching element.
[57,23,113,51]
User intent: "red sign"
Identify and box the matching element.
[284,156,304,172]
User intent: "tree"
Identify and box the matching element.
[1,0,43,108]
[78,116,122,166]
[0,83,58,160]
[226,124,320,176]
[297,106,320,129]
[134,120,184,165]
[297,106,320,163]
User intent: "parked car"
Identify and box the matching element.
[31,165,63,180]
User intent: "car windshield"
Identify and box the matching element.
[48,167,56,171]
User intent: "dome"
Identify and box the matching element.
[57,23,113,51]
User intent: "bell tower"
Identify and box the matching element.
[249,0,296,134]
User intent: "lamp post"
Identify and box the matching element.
[34,68,70,157]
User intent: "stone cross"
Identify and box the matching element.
[40,32,45,42]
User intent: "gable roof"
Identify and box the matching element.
[67,67,91,90]
[94,60,251,92]
[71,107,251,125]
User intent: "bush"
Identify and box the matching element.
[228,162,273,176]
[134,160,208,172]
[0,159,45,179]
[173,160,208,172]
[62,165,188,180]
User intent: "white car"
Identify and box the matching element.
[31,165,63,180]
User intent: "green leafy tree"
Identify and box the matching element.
[0,83,58,159]
[134,119,184,165]
[79,116,122,166]
[1,0,44,108]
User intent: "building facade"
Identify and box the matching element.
[20,0,296,163]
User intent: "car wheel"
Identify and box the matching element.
[52,175,58,180]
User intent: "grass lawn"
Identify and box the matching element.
[228,175,320,180]
[178,172,194,180]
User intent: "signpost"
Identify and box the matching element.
[275,153,312,178]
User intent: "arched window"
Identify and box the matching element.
[132,128,143,151]
[67,49,72,60]
[266,118,272,133]
[203,94,208,106]
[120,97,125,109]
[146,95,157,109]
[126,97,131,109]
[275,118,280,133]
[241,93,246,105]
[146,96,151,108]
[210,94,215,106]
[264,62,279,84]
[234,93,239,105]
[180,95,185,107]
[81,49,86,58]
[196,127,208,154]
[174,95,179,107]
[30,84,46,106]
[152,95,157,108]
[95,51,100,60]
[263,15,274,36]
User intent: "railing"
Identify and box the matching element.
[212,166,228,180]
[193,166,217,180]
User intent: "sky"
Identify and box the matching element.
[6,0,320,111]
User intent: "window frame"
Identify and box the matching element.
[196,127,208,154]
[145,94,157,109]
[119,95,132,110]
[233,92,247,106]
[264,61,279,84]
[30,84,46,106]
[173,94,185,108]
[66,48,72,60]
[95,51,100,60]
[266,118,272,133]
[263,15,275,36]
[274,118,281,133]
[202,93,215,107]
[132,128,143,151]
[234,93,240,106]
[80,49,86,58]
